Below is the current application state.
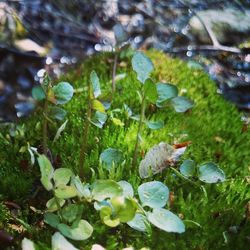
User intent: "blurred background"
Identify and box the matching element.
[1,0,250,121]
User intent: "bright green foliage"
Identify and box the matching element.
[1,51,249,250]
[144,79,158,103]
[147,208,185,233]
[53,168,73,187]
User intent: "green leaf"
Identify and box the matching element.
[132,52,154,84]
[92,180,123,201]
[58,220,93,241]
[138,181,169,208]
[156,83,178,107]
[92,100,105,113]
[112,118,124,127]
[144,79,158,103]
[90,71,101,98]
[146,120,164,130]
[46,197,65,212]
[147,208,185,233]
[100,206,120,227]
[55,186,78,199]
[180,159,196,177]
[100,148,124,171]
[52,82,74,105]
[118,180,134,197]
[44,212,60,228]
[171,96,194,113]
[198,162,226,183]
[127,213,149,232]
[110,196,137,222]
[52,232,79,250]
[37,154,54,191]
[62,204,83,223]
[53,120,68,143]
[113,24,127,44]
[91,111,107,128]
[32,86,45,101]
[50,106,67,120]
[53,168,73,187]
[72,176,91,199]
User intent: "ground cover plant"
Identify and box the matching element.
[0,50,249,250]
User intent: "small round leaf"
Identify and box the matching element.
[92,180,123,201]
[156,83,178,106]
[32,86,45,101]
[127,213,149,232]
[100,148,124,170]
[52,232,78,250]
[198,162,226,183]
[171,96,194,113]
[118,180,134,197]
[138,181,169,208]
[53,168,73,187]
[148,208,185,233]
[52,82,74,105]
[180,159,196,177]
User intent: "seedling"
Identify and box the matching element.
[79,71,107,178]
[131,52,194,168]
[32,74,74,153]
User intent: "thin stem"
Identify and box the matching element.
[79,80,92,179]
[132,92,146,168]
[42,97,48,154]
[170,167,200,187]
[112,52,118,97]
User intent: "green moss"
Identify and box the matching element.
[0,50,249,249]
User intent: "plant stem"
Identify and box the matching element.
[79,80,92,179]
[112,52,118,97]
[132,92,146,168]
[53,192,63,220]
[170,167,200,187]
[42,97,48,154]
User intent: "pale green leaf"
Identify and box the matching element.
[52,82,74,105]
[53,168,73,187]
[138,181,169,208]
[171,96,194,113]
[100,148,124,170]
[199,162,225,183]
[90,71,101,98]
[32,86,45,101]
[44,212,60,228]
[156,83,178,107]
[180,159,196,177]
[147,208,185,233]
[118,180,134,197]
[92,180,123,201]
[52,232,79,250]
[132,52,154,84]
[58,220,93,241]
[55,186,78,199]
[127,213,149,232]
[37,154,54,191]
[146,120,164,130]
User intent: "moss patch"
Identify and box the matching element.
[0,50,249,249]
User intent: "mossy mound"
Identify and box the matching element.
[0,50,249,249]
